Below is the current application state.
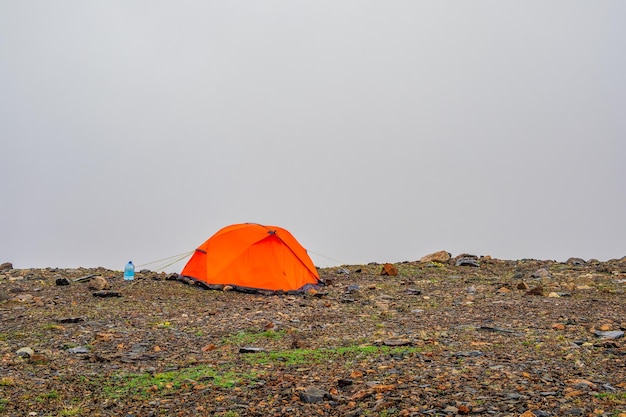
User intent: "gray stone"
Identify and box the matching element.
[67,346,89,354]
[566,258,586,266]
[594,330,624,339]
[453,350,484,357]
[531,268,551,279]
[299,386,331,403]
[455,258,480,267]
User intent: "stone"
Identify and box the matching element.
[57,317,84,323]
[0,262,12,271]
[16,347,34,357]
[239,347,265,353]
[531,268,551,280]
[380,263,398,276]
[299,386,331,403]
[337,378,353,387]
[566,258,586,266]
[594,330,624,339]
[383,338,412,346]
[526,286,544,296]
[419,251,451,263]
[455,258,480,267]
[453,350,484,357]
[55,275,71,286]
[88,276,110,291]
[67,346,89,354]
[92,290,122,297]
[14,293,33,302]
[517,282,529,290]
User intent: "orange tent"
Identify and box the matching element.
[181,223,321,292]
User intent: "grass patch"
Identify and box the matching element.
[595,392,626,403]
[36,390,59,402]
[243,345,420,367]
[222,329,286,345]
[104,364,260,399]
[59,406,84,416]
[0,377,15,386]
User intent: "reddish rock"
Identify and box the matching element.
[380,263,398,276]
[526,286,544,296]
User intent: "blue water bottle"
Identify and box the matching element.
[124,261,135,281]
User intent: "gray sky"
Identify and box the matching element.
[1,1,624,272]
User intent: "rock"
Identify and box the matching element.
[88,276,110,291]
[337,378,353,387]
[594,330,624,339]
[380,263,398,276]
[14,293,33,302]
[165,273,179,281]
[0,262,12,271]
[67,346,89,354]
[57,317,84,323]
[517,282,529,290]
[92,290,122,297]
[531,268,551,280]
[336,268,350,274]
[453,350,484,357]
[223,285,234,291]
[299,386,331,403]
[55,275,71,286]
[346,285,360,293]
[383,338,412,346]
[239,347,265,353]
[0,290,10,301]
[566,258,586,266]
[455,258,480,267]
[16,347,34,357]
[419,251,451,263]
[526,286,544,296]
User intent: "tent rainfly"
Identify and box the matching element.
[181,223,321,292]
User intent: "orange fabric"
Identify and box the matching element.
[181,223,320,291]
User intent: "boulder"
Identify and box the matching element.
[419,251,451,263]
[87,276,110,291]
[380,263,398,276]
[0,262,12,271]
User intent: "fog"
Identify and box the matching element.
[1,1,624,272]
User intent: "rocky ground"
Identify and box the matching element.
[0,254,625,417]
